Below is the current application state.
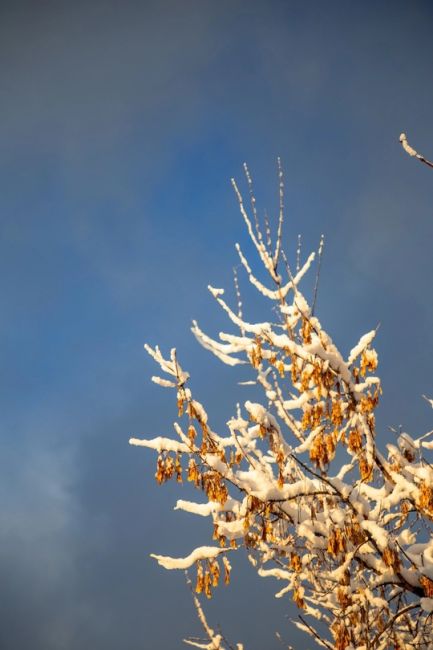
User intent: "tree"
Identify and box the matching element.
[130,161,433,650]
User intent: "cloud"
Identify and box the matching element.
[0,424,80,648]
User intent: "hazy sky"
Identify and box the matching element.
[1,1,433,648]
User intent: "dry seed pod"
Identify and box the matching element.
[348,429,362,453]
[290,552,302,572]
[293,583,305,609]
[195,562,204,594]
[420,576,433,598]
[223,556,231,585]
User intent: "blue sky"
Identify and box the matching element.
[1,1,433,648]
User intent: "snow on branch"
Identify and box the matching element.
[151,546,227,570]
[399,132,433,169]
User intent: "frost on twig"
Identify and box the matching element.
[131,163,433,649]
[399,132,433,169]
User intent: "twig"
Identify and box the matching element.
[233,266,245,336]
[296,234,301,273]
[274,157,285,268]
[311,235,324,316]
[184,572,226,650]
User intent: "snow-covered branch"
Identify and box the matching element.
[399,132,433,169]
